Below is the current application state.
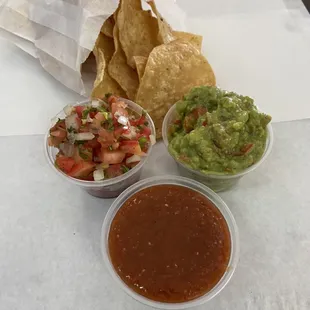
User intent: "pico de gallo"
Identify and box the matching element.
[48,95,155,181]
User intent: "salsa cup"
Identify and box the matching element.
[44,98,156,198]
[101,175,239,309]
[162,104,273,192]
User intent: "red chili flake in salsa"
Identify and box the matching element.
[108,185,231,303]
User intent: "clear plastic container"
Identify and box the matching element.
[44,98,156,198]
[162,104,273,192]
[101,175,239,309]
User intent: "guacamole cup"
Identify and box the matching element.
[44,98,156,198]
[162,104,273,192]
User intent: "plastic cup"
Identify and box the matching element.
[44,98,156,198]
[101,175,239,309]
[162,104,273,192]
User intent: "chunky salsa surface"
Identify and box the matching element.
[108,185,231,303]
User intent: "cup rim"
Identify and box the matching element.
[162,103,273,180]
[44,98,156,188]
[101,175,239,309]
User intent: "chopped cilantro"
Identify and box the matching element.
[67,126,76,133]
[122,165,130,173]
[107,118,114,131]
[82,108,90,119]
[109,145,113,151]
[79,151,89,160]
[75,140,85,145]
[144,121,149,126]
[138,136,148,149]
[105,92,112,99]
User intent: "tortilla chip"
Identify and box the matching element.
[173,31,203,51]
[133,56,148,81]
[135,40,216,138]
[91,33,126,99]
[100,15,114,38]
[147,0,175,45]
[108,22,139,100]
[117,0,159,68]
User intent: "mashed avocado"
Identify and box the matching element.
[168,86,272,175]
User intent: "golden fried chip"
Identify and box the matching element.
[133,56,148,81]
[117,0,159,68]
[91,33,126,99]
[135,40,216,138]
[108,22,139,100]
[147,0,175,45]
[100,15,114,38]
[173,31,203,51]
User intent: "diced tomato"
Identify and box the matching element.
[75,106,85,118]
[100,150,125,164]
[94,112,106,122]
[119,140,142,155]
[111,101,128,118]
[89,111,96,118]
[241,143,254,154]
[93,147,102,162]
[75,116,82,128]
[139,125,151,137]
[193,107,207,118]
[183,106,208,133]
[48,136,64,147]
[50,128,67,139]
[98,128,115,142]
[68,161,96,178]
[55,156,75,173]
[50,119,66,132]
[130,115,146,126]
[108,95,118,104]
[105,164,123,178]
[84,138,101,149]
[114,126,125,139]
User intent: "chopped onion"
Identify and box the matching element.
[126,155,141,165]
[149,134,156,145]
[59,143,74,157]
[67,132,76,144]
[91,100,100,108]
[87,113,93,123]
[93,169,105,181]
[75,132,95,141]
[118,115,128,126]
[82,119,87,125]
[63,104,74,116]
[121,126,136,139]
[65,113,79,131]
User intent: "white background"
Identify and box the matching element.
[0,0,310,309]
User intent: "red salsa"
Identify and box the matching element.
[108,185,231,303]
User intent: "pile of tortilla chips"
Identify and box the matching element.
[91,0,216,138]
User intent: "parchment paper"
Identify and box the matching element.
[0,0,119,95]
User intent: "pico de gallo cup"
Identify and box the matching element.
[44,98,156,198]
[162,104,273,192]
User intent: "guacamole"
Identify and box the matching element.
[168,86,272,175]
